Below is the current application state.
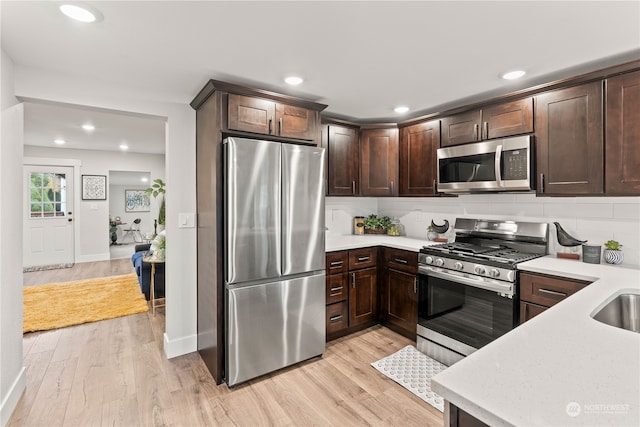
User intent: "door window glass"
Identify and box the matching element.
[29,172,67,218]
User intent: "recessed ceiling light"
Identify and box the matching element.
[119,144,129,150]
[82,123,95,131]
[394,106,410,114]
[502,70,526,80]
[54,139,66,145]
[59,4,97,22]
[141,177,148,183]
[284,76,304,86]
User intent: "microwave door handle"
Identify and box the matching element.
[495,144,503,187]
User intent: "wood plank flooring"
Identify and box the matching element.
[12,260,444,427]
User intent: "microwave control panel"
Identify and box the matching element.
[503,149,528,180]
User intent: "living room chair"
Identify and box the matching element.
[122,218,143,243]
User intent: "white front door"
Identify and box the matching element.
[23,166,75,267]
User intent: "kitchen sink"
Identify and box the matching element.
[591,291,640,333]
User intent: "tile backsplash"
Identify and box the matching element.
[326,194,640,267]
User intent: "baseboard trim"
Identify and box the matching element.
[164,332,196,359]
[76,252,111,263]
[1,366,26,427]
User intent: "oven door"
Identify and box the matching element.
[417,267,517,357]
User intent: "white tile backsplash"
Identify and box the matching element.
[326,194,640,267]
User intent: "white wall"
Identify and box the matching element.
[0,49,26,427]
[327,194,640,267]
[15,66,197,360]
[24,146,164,260]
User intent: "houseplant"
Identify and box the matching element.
[145,178,166,232]
[603,240,623,264]
[363,214,391,234]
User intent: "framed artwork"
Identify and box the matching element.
[125,189,150,212]
[82,175,107,200]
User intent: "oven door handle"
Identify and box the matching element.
[419,266,514,296]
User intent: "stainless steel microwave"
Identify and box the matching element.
[437,135,534,194]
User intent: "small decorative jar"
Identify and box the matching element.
[427,230,438,241]
[603,249,624,265]
[387,218,404,236]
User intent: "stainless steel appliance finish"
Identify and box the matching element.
[592,291,640,333]
[226,273,326,386]
[437,135,534,194]
[417,218,548,365]
[224,137,326,386]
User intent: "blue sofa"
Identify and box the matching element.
[131,243,165,300]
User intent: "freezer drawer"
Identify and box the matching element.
[226,272,326,386]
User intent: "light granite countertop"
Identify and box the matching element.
[325,234,440,253]
[431,256,640,426]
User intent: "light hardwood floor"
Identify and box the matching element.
[13,260,444,427]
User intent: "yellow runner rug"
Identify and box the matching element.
[23,273,149,333]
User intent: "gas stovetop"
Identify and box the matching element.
[420,242,543,265]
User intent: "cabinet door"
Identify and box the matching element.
[606,70,640,195]
[399,120,440,196]
[228,94,275,135]
[519,301,547,325]
[348,247,377,270]
[326,125,359,195]
[440,109,481,147]
[482,98,533,140]
[535,82,604,195]
[385,268,417,338]
[360,128,399,196]
[276,103,317,141]
[326,301,348,334]
[349,267,377,326]
[326,273,348,304]
[520,272,590,308]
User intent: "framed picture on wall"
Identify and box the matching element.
[81,175,107,200]
[125,189,151,212]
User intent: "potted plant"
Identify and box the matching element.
[145,178,166,233]
[603,240,623,264]
[363,214,391,234]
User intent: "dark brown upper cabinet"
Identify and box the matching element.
[324,124,360,196]
[535,82,603,196]
[360,128,399,196]
[228,93,318,141]
[440,98,533,147]
[605,70,640,195]
[399,120,440,196]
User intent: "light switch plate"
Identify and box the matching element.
[178,212,195,228]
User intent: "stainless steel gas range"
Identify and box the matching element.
[417,218,548,366]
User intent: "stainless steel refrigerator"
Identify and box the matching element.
[224,137,326,386]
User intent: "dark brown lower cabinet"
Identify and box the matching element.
[520,301,548,323]
[326,301,348,334]
[449,403,489,427]
[382,268,417,339]
[350,267,377,326]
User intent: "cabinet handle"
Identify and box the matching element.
[330,261,343,267]
[330,314,343,322]
[390,180,394,194]
[279,118,283,135]
[268,118,273,134]
[539,288,567,298]
[352,180,356,195]
[414,277,417,294]
[330,286,343,294]
[352,272,356,288]
[539,173,545,193]
[473,123,479,141]
[357,256,370,262]
[394,258,408,264]
[433,179,437,195]
[483,121,488,140]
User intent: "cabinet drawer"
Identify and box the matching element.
[349,247,377,270]
[520,272,591,308]
[385,248,418,274]
[326,273,348,304]
[326,251,348,274]
[326,301,348,334]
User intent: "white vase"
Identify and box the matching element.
[603,249,623,264]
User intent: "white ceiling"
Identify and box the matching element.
[3,1,639,153]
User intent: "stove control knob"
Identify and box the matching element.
[454,262,464,271]
[435,258,444,267]
[425,256,434,265]
[474,265,486,275]
[489,269,500,278]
